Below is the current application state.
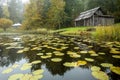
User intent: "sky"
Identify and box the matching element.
[22,0,29,3]
[1,0,29,5]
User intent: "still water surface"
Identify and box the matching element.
[0,34,120,80]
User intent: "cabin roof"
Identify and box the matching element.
[75,7,101,21]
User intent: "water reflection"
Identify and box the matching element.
[0,45,25,67]
[0,35,120,80]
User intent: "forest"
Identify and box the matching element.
[0,0,120,29]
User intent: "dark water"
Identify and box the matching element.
[0,34,120,80]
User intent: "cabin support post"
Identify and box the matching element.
[84,19,85,26]
[74,21,76,27]
[93,15,95,26]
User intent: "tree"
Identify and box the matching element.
[2,5,9,18]
[46,0,66,29]
[23,0,44,30]
[8,0,24,23]
[0,18,13,31]
[63,0,83,27]
[0,5,3,18]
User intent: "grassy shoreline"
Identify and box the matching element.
[0,23,120,41]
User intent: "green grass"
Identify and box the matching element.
[55,27,89,32]
[1,24,120,41]
[54,24,120,41]
[54,26,92,36]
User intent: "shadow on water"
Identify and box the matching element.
[0,34,120,80]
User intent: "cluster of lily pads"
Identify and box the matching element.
[1,35,120,80]
[16,36,120,75]
[2,60,44,80]
[90,64,120,80]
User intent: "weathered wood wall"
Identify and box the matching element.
[75,15,114,26]
[75,9,114,26]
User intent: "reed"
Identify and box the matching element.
[94,24,120,41]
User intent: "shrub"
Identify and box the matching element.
[0,18,13,31]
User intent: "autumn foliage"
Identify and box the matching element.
[0,18,13,31]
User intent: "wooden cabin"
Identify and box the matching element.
[74,7,114,26]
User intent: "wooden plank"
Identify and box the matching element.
[93,15,95,26]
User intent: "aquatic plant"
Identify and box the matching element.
[85,58,94,62]
[91,66,101,71]
[100,63,113,67]
[2,68,13,74]
[8,74,24,80]
[32,69,44,75]
[51,58,62,62]
[110,66,120,75]
[92,71,109,80]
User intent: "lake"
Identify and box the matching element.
[0,34,120,80]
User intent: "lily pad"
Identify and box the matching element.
[31,60,41,64]
[8,74,24,80]
[112,55,120,59]
[23,47,30,52]
[21,64,32,71]
[85,58,94,62]
[88,46,93,48]
[20,74,32,80]
[37,53,44,56]
[46,53,52,55]
[74,47,79,50]
[54,48,62,51]
[41,55,51,59]
[31,47,41,51]
[2,68,13,74]
[51,58,62,62]
[11,64,19,68]
[54,53,64,56]
[67,51,76,55]
[91,66,101,71]
[110,48,120,54]
[80,51,88,54]
[101,63,113,67]
[88,50,96,54]
[63,62,78,67]
[70,54,81,58]
[61,46,68,50]
[77,60,87,66]
[17,50,24,54]
[92,71,109,80]
[22,63,32,66]
[110,66,120,75]
[32,69,44,75]
[98,52,106,55]
[90,54,99,56]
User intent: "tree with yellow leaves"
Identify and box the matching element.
[0,18,13,31]
[46,0,66,29]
